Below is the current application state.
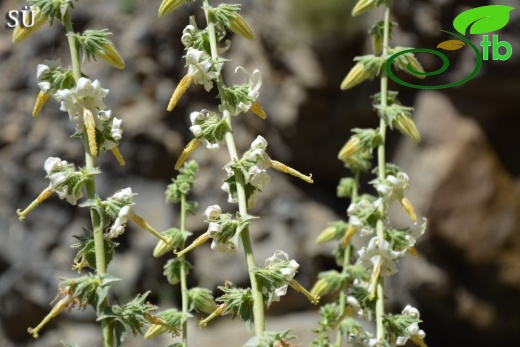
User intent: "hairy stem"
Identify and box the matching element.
[180,194,189,347]
[375,2,392,342]
[63,10,112,347]
[202,0,265,337]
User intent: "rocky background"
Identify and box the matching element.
[1,0,520,346]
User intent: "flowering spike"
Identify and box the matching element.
[271,160,313,183]
[175,138,201,170]
[83,109,98,157]
[33,91,50,117]
[16,187,53,221]
[12,9,47,43]
[400,197,417,222]
[96,42,125,69]
[110,147,126,166]
[167,74,194,111]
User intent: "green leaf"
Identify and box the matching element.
[113,320,127,347]
[453,5,514,35]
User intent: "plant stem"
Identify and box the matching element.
[180,194,189,347]
[375,2,392,342]
[63,10,112,347]
[335,173,359,347]
[202,1,265,337]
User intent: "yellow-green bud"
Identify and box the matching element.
[158,0,184,17]
[405,53,426,79]
[338,137,361,161]
[310,278,331,298]
[12,9,47,43]
[96,42,125,69]
[228,14,254,40]
[394,115,421,143]
[352,0,376,17]
[144,324,168,339]
[340,63,370,90]
[153,235,174,258]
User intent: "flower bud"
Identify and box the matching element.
[340,63,370,90]
[228,14,255,40]
[158,0,184,17]
[188,287,217,314]
[271,160,313,184]
[394,115,421,143]
[352,0,376,17]
[400,197,417,222]
[316,226,340,244]
[95,42,125,69]
[32,91,50,117]
[310,278,331,298]
[167,74,194,112]
[12,9,47,43]
[338,137,361,161]
[153,235,174,258]
[83,108,98,157]
[250,101,267,119]
[175,138,201,170]
[372,34,383,56]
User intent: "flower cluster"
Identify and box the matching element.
[263,250,299,302]
[103,188,136,239]
[44,157,85,205]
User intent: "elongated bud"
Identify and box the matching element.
[372,35,383,56]
[289,279,319,305]
[110,147,125,166]
[83,109,98,157]
[175,138,201,170]
[144,324,168,339]
[352,0,376,17]
[369,260,382,300]
[12,10,47,43]
[310,278,330,298]
[16,186,53,221]
[188,287,217,314]
[158,0,184,17]
[153,235,174,258]
[250,101,267,119]
[316,226,338,244]
[340,63,370,90]
[176,232,211,258]
[340,224,357,248]
[407,246,418,257]
[167,74,194,111]
[96,42,125,69]
[338,137,361,161]
[198,304,227,328]
[33,91,50,117]
[400,197,417,222]
[271,160,313,183]
[131,214,170,243]
[394,115,421,143]
[405,54,425,79]
[228,14,254,40]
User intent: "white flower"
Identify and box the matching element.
[55,77,109,122]
[113,187,134,200]
[358,237,401,277]
[189,125,203,138]
[375,172,410,203]
[181,25,196,47]
[43,157,83,205]
[36,59,61,92]
[207,222,222,236]
[210,239,235,254]
[251,135,268,150]
[403,304,420,318]
[190,111,205,124]
[185,48,222,92]
[396,306,426,346]
[248,165,270,189]
[204,205,221,221]
[271,284,288,302]
[230,67,263,115]
[108,205,132,238]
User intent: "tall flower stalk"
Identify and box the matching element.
[311,1,428,346]
[158,0,317,344]
[14,1,176,346]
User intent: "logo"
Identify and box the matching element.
[386,5,515,89]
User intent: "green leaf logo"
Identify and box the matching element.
[453,5,515,35]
